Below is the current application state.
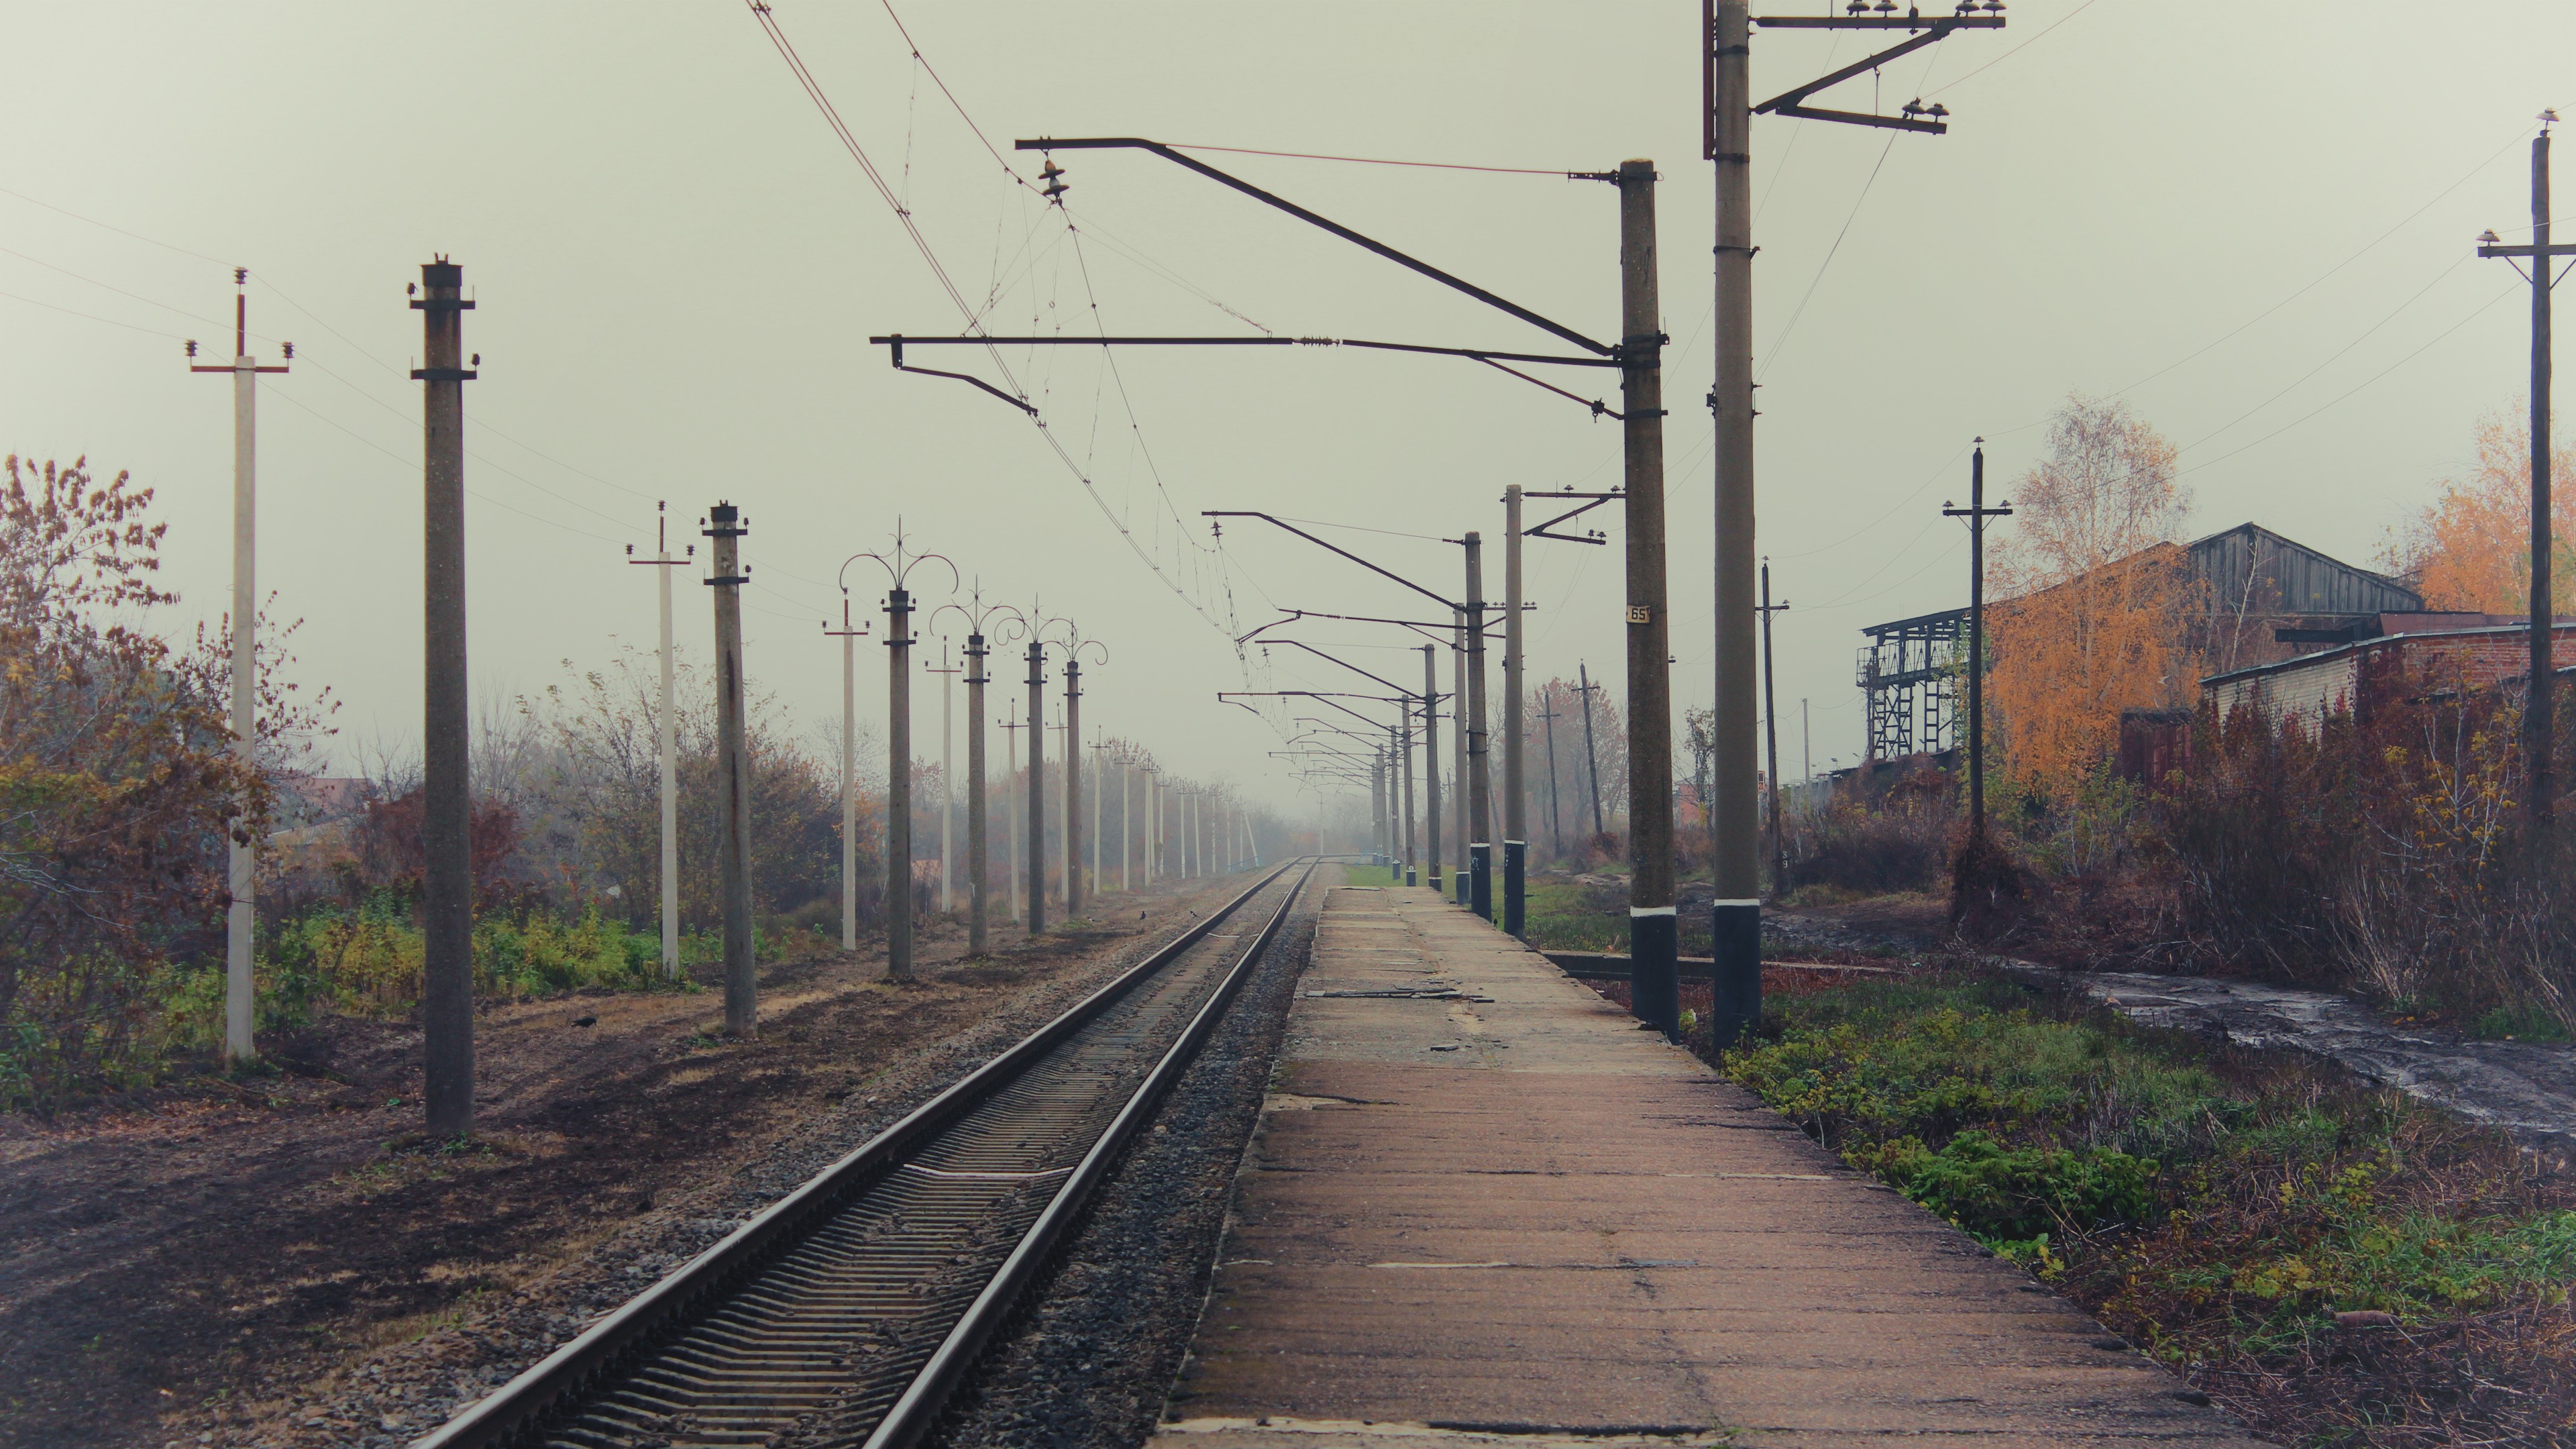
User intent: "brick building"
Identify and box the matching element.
[2203,616,2576,726]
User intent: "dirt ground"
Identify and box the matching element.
[0,880,1250,1449]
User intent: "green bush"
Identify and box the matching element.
[1860,1129,2158,1248]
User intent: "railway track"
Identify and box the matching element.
[419,860,1318,1449]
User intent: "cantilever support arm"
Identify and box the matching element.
[1756,25,1953,130]
[1260,639,1415,699]
[1015,137,1613,358]
[1207,512,1458,610]
[883,337,1038,415]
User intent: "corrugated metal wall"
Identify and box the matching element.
[2190,523,2422,618]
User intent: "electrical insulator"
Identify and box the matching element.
[1040,158,1070,204]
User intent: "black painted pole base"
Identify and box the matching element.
[1502,840,1525,938]
[1406,867,1418,886]
[1470,843,1493,920]
[1631,909,1680,1039]
[1455,866,1470,906]
[1709,900,1762,1049]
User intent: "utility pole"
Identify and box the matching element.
[1706,0,2005,1046]
[1047,714,1070,904]
[1065,659,1084,915]
[1422,644,1444,898]
[1803,697,1811,784]
[1758,559,1789,894]
[1370,751,1387,865]
[1502,487,1527,934]
[966,627,990,953]
[824,597,870,952]
[1398,709,1417,887]
[1060,639,1105,913]
[1615,158,1680,1040]
[932,641,959,913]
[1945,443,2012,841]
[2480,114,2575,840]
[413,259,476,1132]
[1576,662,1607,839]
[626,505,690,980]
[1091,731,1108,900]
[705,500,755,1037]
[1143,765,1160,884]
[1120,753,1133,892]
[1464,531,1494,921]
[847,529,950,981]
[1003,701,1024,923]
[1537,695,1564,863]
[1452,610,1470,904]
[187,270,287,1067]
[884,584,914,979]
[1026,639,1047,932]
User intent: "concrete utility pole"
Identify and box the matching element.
[884,586,914,978]
[2480,115,2575,839]
[1537,694,1564,863]
[1048,716,1069,904]
[1025,640,1048,932]
[1064,661,1083,914]
[1398,710,1417,887]
[1091,733,1108,900]
[1370,753,1387,865]
[626,505,690,980]
[706,502,755,1036]
[824,598,870,952]
[1423,644,1443,897]
[1061,639,1104,915]
[1464,531,1493,920]
[1143,766,1161,883]
[1945,444,2011,841]
[1576,663,1607,839]
[1452,610,1470,904]
[413,259,476,1133]
[934,641,959,913]
[1704,0,2004,1044]
[1615,158,1681,1040]
[187,271,287,1067]
[849,529,951,982]
[1502,486,1527,935]
[1004,700,1023,923]
[1120,757,1133,892]
[966,629,990,953]
[1758,559,1789,894]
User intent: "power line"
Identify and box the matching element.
[0,288,191,340]
[1925,0,2106,98]
[1162,143,1579,177]
[1755,133,1897,381]
[0,182,233,268]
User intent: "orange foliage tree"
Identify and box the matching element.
[2383,410,2576,611]
[1986,396,2201,804]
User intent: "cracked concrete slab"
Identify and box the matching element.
[1150,887,2267,1449]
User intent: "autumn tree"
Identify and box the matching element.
[1,458,248,1104]
[1987,396,2202,804]
[2383,409,2576,612]
[1530,674,1625,858]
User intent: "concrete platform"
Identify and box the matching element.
[1150,883,2263,1449]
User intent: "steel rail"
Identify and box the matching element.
[416,860,1309,1449]
[865,857,1317,1448]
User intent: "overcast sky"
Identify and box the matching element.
[6,1,2571,809]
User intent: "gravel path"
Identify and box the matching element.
[220,881,1256,1449]
[926,872,1331,1449]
